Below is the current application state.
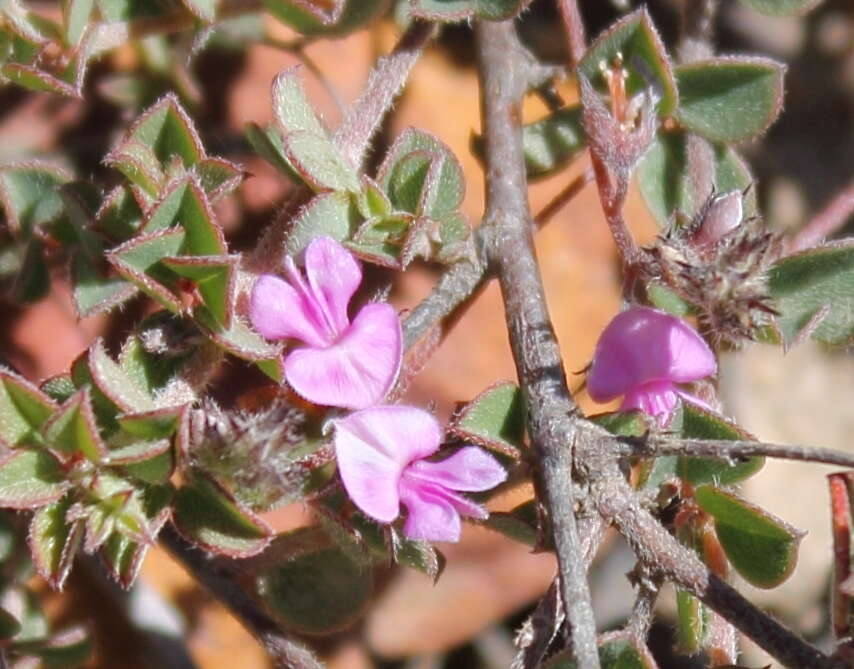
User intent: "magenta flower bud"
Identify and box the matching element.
[587,306,716,425]
[250,237,402,410]
[333,406,507,543]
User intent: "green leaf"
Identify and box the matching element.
[196,310,279,361]
[43,388,107,463]
[94,185,143,242]
[449,382,525,459]
[105,438,171,466]
[122,449,175,485]
[391,529,445,582]
[768,241,854,346]
[542,634,657,668]
[410,0,474,21]
[16,625,93,667]
[0,369,56,447]
[40,376,77,404]
[590,410,647,438]
[106,228,187,312]
[282,131,360,193]
[72,255,138,319]
[0,449,68,509]
[0,608,21,640]
[244,123,301,181]
[285,191,360,256]
[257,527,373,634]
[62,0,94,46]
[142,178,226,256]
[0,163,70,236]
[88,339,156,413]
[473,0,531,19]
[673,404,764,486]
[2,63,80,97]
[105,94,203,194]
[99,532,148,588]
[162,255,236,326]
[173,472,272,557]
[179,0,220,22]
[28,496,82,590]
[482,499,538,547]
[521,106,586,179]
[675,588,709,654]
[474,106,586,179]
[118,407,182,440]
[264,0,384,35]
[695,485,802,588]
[738,0,821,15]
[271,68,328,137]
[675,57,785,143]
[578,8,678,116]
[378,128,465,219]
[637,132,756,227]
[193,157,244,201]
[13,238,50,303]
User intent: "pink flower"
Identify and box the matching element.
[587,306,716,425]
[250,237,402,410]
[333,405,507,542]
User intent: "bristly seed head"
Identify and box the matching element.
[640,190,782,348]
[188,400,329,512]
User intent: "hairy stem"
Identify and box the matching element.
[788,176,854,253]
[618,435,854,469]
[556,0,587,70]
[477,19,600,669]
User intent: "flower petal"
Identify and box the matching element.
[304,236,362,337]
[284,302,401,409]
[250,274,329,347]
[620,379,679,426]
[587,306,715,402]
[404,447,507,493]
[398,481,462,543]
[334,406,442,523]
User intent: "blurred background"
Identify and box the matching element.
[0,0,852,666]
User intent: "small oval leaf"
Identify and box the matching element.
[256,527,373,635]
[695,485,802,588]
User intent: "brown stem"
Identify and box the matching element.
[617,435,854,469]
[595,473,845,669]
[589,152,639,266]
[556,0,587,70]
[402,165,591,351]
[477,19,600,669]
[788,176,854,253]
[160,526,324,669]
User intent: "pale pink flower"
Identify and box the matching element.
[587,306,716,425]
[333,405,507,542]
[250,237,401,410]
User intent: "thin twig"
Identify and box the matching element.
[92,0,264,55]
[594,472,846,669]
[477,19,600,669]
[534,169,594,226]
[333,20,435,169]
[402,166,592,350]
[556,0,587,70]
[159,526,324,669]
[616,435,854,470]
[788,176,854,253]
[263,38,346,115]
